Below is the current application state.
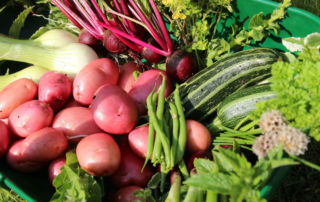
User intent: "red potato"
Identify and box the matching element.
[0,120,9,158]
[128,125,155,159]
[185,120,212,154]
[113,186,145,202]
[128,70,173,116]
[21,127,68,162]
[6,140,47,172]
[76,133,121,177]
[0,78,37,119]
[1,118,21,145]
[38,71,73,112]
[48,156,66,184]
[91,84,138,135]
[52,107,103,144]
[117,62,142,93]
[8,100,54,138]
[73,58,120,106]
[109,143,154,189]
[63,96,84,109]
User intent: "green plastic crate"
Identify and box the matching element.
[0,0,320,201]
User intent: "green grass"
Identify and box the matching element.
[0,186,27,202]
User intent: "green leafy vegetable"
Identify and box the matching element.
[50,150,102,202]
[9,6,34,38]
[193,158,215,174]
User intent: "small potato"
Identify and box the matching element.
[113,186,145,202]
[52,107,103,144]
[48,156,66,185]
[117,62,142,92]
[185,120,212,154]
[0,78,37,119]
[128,70,173,116]
[91,84,138,135]
[76,133,121,177]
[8,100,54,138]
[73,58,120,106]
[0,120,9,158]
[38,71,73,112]
[6,140,47,172]
[21,127,68,162]
[128,125,155,159]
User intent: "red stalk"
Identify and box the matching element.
[128,0,167,51]
[149,0,174,54]
[52,0,102,40]
[90,0,143,52]
[119,0,139,37]
[52,0,83,29]
[98,21,170,56]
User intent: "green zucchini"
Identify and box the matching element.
[167,48,281,122]
[205,83,278,134]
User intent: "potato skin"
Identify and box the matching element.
[6,140,47,172]
[0,120,9,158]
[8,100,54,138]
[73,58,120,106]
[52,107,103,144]
[0,78,37,119]
[113,186,145,202]
[109,143,154,189]
[20,127,68,162]
[117,62,142,93]
[128,70,173,116]
[38,71,73,112]
[48,156,66,184]
[185,120,212,153]
[128,125,154,159]
[91,84,138,135]
[76,133,121,177]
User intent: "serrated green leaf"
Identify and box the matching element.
[267,23,281,35]
[65,149,78,166]
[282,37,305,52]
[183,173,233,194]
[252,29,265,42]
[249,12,264,29]
[9,6,34,38]
[30,26,50,39]
[304,32,320,49]
[147,173,161,189]
[231,24,238,36]
[194,158,215,174]
[218,147,252,172]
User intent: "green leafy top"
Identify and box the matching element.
[50,150,103,202]
[251,33,320,140]
[184,145,298,202]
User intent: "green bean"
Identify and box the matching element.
[143,90,158,170]
[168,101,179,167]
[178,159,189,180]
[151,92,161,164]
[160,162,167,193]
[174,87,187,164]
[147,83,171,168]
[162,118,171,145]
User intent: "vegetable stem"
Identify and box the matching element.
[178,160,189,180]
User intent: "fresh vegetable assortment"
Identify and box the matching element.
[0,0,320,201]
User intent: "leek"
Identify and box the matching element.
[0,42,98,79]
[0,29,78,48]
[0,66,50,90]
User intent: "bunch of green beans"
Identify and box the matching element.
[141,73,189,192]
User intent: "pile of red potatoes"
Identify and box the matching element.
[0,58,212,201]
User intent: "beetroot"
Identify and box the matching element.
[79,29,101,49]
[142,38,166,64]
[166,50,198,82]
[103,30,127,54]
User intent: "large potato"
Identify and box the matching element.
[8,100,54,138]
[76,133,121,177]
[6,140,47,172]
[52,107,103,144]
[117,62,142,93]
[128,70,173,116]
[0,120,9,158]
[73,58,120,106]
[0,78,37,119]
[38,71,73,112]
[91,84,138,135]
[21,127,68,162]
